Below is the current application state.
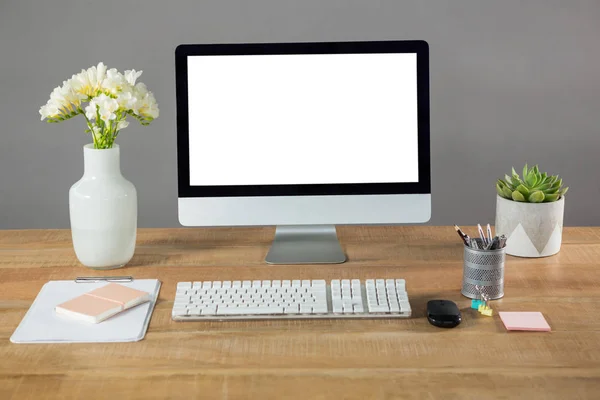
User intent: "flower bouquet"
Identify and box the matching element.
[39,62,159,148]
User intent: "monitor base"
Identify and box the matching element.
[265,225,346,264]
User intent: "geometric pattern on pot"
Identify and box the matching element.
[505,222,563,257]
[496,196,564,255]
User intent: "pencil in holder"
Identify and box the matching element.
[461,245,505,300]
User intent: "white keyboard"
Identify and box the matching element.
[172,279,411,321]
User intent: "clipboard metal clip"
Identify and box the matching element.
[75,276,133,283]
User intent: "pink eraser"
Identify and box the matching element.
[499,312,551,332]
[87,283,150,309]
[56,295,122,324]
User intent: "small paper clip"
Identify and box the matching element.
[474,285,493,316]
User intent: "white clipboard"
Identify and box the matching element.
[10,278,161,343]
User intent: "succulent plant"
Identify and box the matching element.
[496,164,568,203]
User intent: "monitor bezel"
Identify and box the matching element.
[175,40,430,198]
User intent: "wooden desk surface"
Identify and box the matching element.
[1,226,599,399]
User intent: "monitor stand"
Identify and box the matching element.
[265,225,347,264]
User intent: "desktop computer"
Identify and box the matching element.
[175,40,431,265]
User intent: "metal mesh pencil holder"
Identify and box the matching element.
[461,245,505,300]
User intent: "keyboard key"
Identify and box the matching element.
[177,282,192,289]
[232,281,241,288]
[299,304,313,314]
[201,306,217,315]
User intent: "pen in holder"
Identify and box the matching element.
[461,240,505,300]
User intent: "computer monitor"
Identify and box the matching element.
[175,40,431,264]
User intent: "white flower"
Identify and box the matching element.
[100,110,117,123]
[85,93,119,124]
[39,80,86,120]
[84,103,97,120]
[88,62,106,91]
[95,94,119,123]
[124,69,143,86]
[96,62,107,85]
[39,101,61,120]
[69,62,106,98]
[137,92,159,119]
[134,82,148,97]
[134,83,159,119]
[102,68,126,95]
[116,90,138,112]
[117,120,129,130]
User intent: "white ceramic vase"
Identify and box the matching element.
[495,195,564,258]
[69,144,137,269]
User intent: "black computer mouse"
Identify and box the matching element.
[427,300,462,328]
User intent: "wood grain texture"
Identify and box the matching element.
[1,226,600,399]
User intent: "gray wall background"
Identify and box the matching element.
[1,0,599,229]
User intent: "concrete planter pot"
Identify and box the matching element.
[495,195,564,258]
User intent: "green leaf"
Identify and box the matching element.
[560,187,569,196]
[511,167,518,178]
[533,165,540,175]
[522,164,528,180]
[511,176,522,188]
[542,187,559,195]
[541,172,547,182]
[534,183,552,191]
[529,191,545,203]
[551,178,563,189]
[496,183,507,198]
[516,184,530,199]
[544,193,560,202]
[526,170,538,187]
[502,185,513,199]
[505,175,515,188]
[512,191,526,202]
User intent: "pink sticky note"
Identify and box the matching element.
[499,312,551,332]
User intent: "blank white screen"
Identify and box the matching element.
[187,53,419,186]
